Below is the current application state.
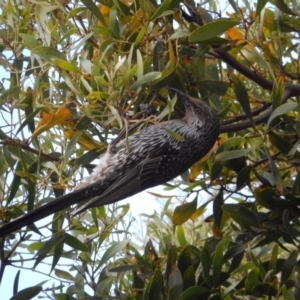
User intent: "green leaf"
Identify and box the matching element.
[212,241,224,287]
[177,286,210,300]
[280,250,298,287]
[245,267,260,292]
[173,196,197,225]
[199,80,229,96]
[215,149,251,162]
[67,7,86,19]
[31,46,66,61]
[108,265,138,273]
[282,209,299,242]
[64,233,89,252]
[271,75,285,110]
[213,189,223,236]
[177,225,188,247]
[224,244,245,262]
[151,0,172,20]
[27,177,35,211]
[13,270,21,295]
[19,33,42,49]
[228,248,245,274]
[223,204,260,229]
[231,74,253,122]
[269,244,278,275]
[265,146,284,193]
[7,161,22,205]
[16,109,41,136]
[65,132,82,161]
[143,269,163,300]
[267,102,298,129]
[237,165,252,190]
[74,148,105,167]
[218,137,246,151]
[134,26,147,48]
[183,266,196,291]
[271,0,298,16]
[82,0,107,26]
[169,29,190,40]
[177,247,192,278]
[52,239,64,273]
[54,269,75,281]
[131,72,162,89]
[108,105,123,128]
[189,18,240,43]
[256,0,269,18]
[201,242,212,287]
[99,239,130,266]
[10,286,43,300]
[33,232,65,269]
[51,58,79,73]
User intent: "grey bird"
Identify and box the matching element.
[0,89,220,237]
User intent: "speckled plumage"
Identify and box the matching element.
[72,89,219,214]
[0,89,219,237]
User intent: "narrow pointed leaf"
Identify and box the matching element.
[189,18,240,42]
[173,196,197,225]
[99,239,130,266]
[7,161,22,205]
[265,147,284,193]
[143,269,163,300]
[267,102,298,129]
[65,132,82,161]
[223,204,260,228]
[231,74,253,122]
[256,0,269,17]
[131,72,161,89]
[13,270,21,295]
[10,286,42,300]
[280,250,298,287]
[82,0,107,25]
[215,149,251,162]
[64,233,89,252]
[33,232,65,269]
[213,241,224,287]
[151,0,172,20]
[177,286,210,300]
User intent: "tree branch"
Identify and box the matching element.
[220,87,298,133]
[214,50,274,90]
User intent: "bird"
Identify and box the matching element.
[0,89,220,237]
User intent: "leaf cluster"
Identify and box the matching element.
[0,0,300,299]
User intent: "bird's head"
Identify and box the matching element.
[169,88,217,128]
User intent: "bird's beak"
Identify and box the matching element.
[169,88,197,105]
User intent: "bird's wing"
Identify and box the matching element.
[72,144,180,215]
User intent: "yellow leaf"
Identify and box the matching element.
[225,27,244,41]
[172,196,197,225]
[225,27,256,56]
[64,129,105,150]
[98,5,110,26]
[32,107,71,139]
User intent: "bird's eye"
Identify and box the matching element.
[195,108,201,114]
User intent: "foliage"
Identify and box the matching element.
[0,0,300,299]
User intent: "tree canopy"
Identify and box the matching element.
[0,0,300,299]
